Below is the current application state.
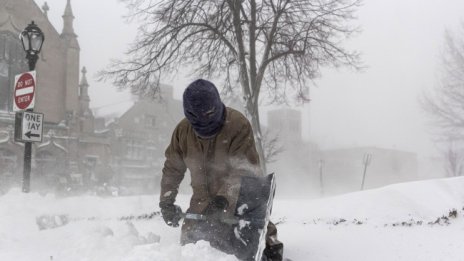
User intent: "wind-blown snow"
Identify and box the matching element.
[2,176,464,260]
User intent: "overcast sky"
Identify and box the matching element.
[308,0,464,156]
[37,0,464,157]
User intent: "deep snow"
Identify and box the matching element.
[2,176,464,261]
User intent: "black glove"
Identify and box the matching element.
[200,196,233,253]
[203,196,229,216]
[160,203,182,227]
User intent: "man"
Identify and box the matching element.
[159,79,283,261]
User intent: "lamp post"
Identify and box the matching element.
[19,21,44,193]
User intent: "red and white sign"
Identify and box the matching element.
[13,71,36,112]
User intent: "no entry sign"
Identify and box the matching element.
[13,71,36,111]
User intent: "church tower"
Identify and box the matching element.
[78,66,95,133]
[61,0,80,118]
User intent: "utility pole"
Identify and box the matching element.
[360,153,372,191]
[319,159,324,196]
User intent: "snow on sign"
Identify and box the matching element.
[16,111,43,143]
[13,71,36,112]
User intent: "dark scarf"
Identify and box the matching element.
[183,79,226,138]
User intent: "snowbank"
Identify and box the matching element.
[1,176,464,260]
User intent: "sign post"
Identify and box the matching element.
[13,71,38,193]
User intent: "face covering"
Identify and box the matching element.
[183,79,226,138]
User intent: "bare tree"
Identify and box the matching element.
[100,0,362,172]
[261,129,284,164]
[444,139,464,177]
[423,24,464,174]
[423,24,464,140]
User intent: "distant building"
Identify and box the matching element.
[266,108,321,197]
[266,108,419,197]
[107,86,183,194]
[321,147,418,194]
[267,108,302,145]
[0,0,110,193]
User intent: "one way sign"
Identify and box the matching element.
[14,111,44,143]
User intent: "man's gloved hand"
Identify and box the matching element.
[160,202,182,227]
[201,196,232,252]
[203,196,229,216]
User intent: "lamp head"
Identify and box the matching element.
[20,21,45,55]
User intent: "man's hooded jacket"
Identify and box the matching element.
[159,79,261,218]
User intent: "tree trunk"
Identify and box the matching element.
[244,94,267,175]
[251,108,267,175]
[228,0,267,174]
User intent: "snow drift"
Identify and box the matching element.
[1,176,464,260]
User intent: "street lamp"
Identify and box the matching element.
[19,21,44,193]
[19,21,45,71]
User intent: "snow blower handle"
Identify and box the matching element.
[180,212,267,227]
[180,212,240,225]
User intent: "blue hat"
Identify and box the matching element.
[183,79,225,138]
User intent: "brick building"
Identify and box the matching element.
[0,0,110,193]
[107,86,183,194]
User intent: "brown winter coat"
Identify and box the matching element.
[160,107,261,216]
[159,107,281,253]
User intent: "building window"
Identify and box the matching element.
[126,139,144,160]
[83,155,98,185]
[0,31,28,112]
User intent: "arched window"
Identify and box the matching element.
[0,31,28,112]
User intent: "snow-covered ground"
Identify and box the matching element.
[2,176,464,261]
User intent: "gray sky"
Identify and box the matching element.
[38,0,464,157]
[38,0,137,117]
[308,0,464,156]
